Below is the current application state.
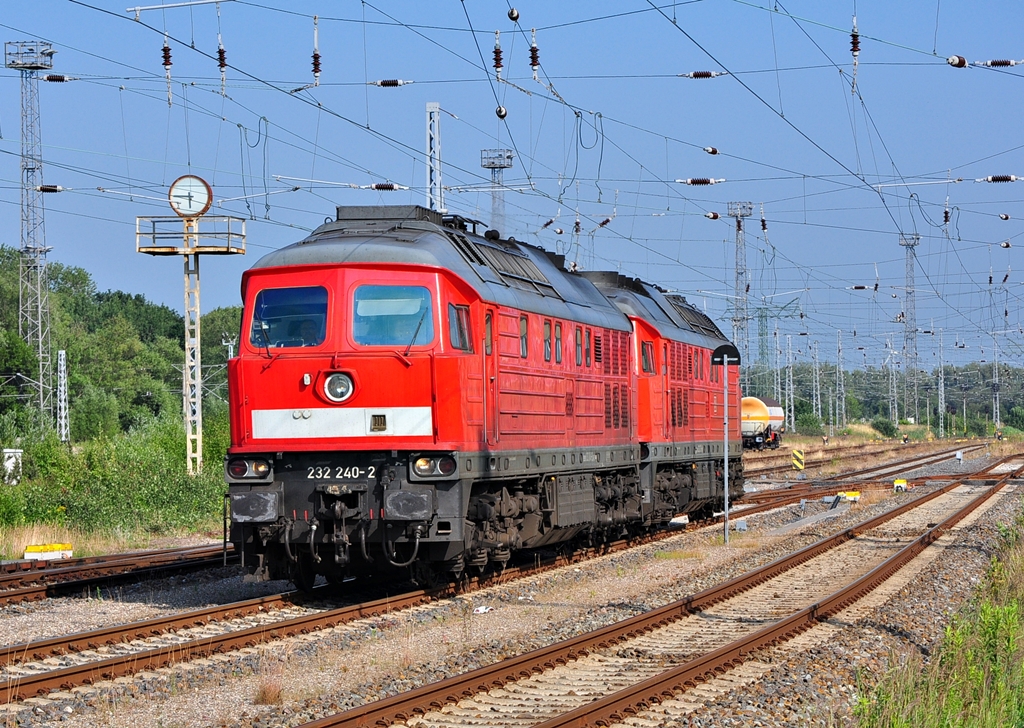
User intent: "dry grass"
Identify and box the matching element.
[0,524,146,561]
[253,658,286,706]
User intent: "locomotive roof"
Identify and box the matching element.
[250,205,631,331]
[578,270,732,350]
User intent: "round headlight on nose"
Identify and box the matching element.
[414,457,434,476]
[324,373,354,402]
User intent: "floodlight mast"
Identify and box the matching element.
[137,178,245,474]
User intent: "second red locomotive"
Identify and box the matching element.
[226,205,742,588]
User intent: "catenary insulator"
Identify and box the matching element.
[217,47,227,70]
[370,79,412,87]
[944,208,951,224]
[979,175,1019,183]
[703,146,718,155]
[761,217,767,231]
[850,30,860,56]
[312,15,321,86]
[493,31,503,79]
[43,75,69,82]
[852,285,867,290]
[597,218,611,228]
[1000,241,1012,248]
[541,218,554,229]
[311,52,321,77]
[553,228,563,234]
[679,70,726,78]
[530,42,539,70]
[947,55,968,68]
[368,183,395,191]
[978,59,1020,67]
[705,211,720,220]
[1000,213,1011,220]
[36,185,64,193]
[162,41,172,68]
[508,8,519,22]
[496,105,507,119]
[677,178,724,185]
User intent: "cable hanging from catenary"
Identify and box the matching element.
[162,33,173,107]
[850,15,860,96]
[216,1,227,95]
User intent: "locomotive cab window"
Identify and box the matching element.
[543,320,552,362]
[554,323,563,364]
[519,315,529,358]
[448,304,473,352]
[641,341,655,374]
[585,329,592,367]
[575,327,583,366]
[250,285,327,348]
[484,313,493,355]
[352,285,434,347]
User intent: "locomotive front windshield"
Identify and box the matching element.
[250,286,328,348]
[353,285,434,347]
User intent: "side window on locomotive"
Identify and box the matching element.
[250,286,328,348]
[641,341,655,373]
[352,285,434,347]
[519,315,529,358]
[543,320,552,362]
[555,323,563,364]
[484,313,493,355]
[448,304,473,352]
[585,329,592,367]
[575,327,583,366]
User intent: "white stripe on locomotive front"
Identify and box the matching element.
[251,407,432,439]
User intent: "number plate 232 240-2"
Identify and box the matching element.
[306,464,377,481]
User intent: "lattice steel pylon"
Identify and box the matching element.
[56,349,68,442]
[481,149,513,234]
[6,41,55,421]
[425,102,445,213]
[728,202,752,387]
[900,233,920,422]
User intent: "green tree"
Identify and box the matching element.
[796,412,823,435]
[871,416,898,438]
[0,328,36,415]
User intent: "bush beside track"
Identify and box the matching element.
[0,408,227,549]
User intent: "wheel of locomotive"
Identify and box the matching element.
[291,548,319,592]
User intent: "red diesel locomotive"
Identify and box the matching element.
[226,205,743,588]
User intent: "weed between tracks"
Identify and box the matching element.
[855,508,1024,726]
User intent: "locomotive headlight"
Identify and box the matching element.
[251,459,270,476]
[227,458,271,479]
[324,373,354,402]
[414,457,434,476]
[227,459,249,478]
[437,456,456,476]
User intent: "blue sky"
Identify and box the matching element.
[2,1,1023,372]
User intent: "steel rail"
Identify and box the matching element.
[295,456,1022,728]
[0,545,238,607]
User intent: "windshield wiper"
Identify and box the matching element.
[403,308,429,357]
[252,307,274,359]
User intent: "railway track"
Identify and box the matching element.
[293,456,1022,728]
[0,543,236,607]
[743,441,983,480]
[0,449,1003,712]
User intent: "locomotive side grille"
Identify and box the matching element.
[682,390,689,424]
[669,388,677,427]
[686,347,694,381]
[595,333,604,367]
[620,384,629,431]
[619,332,628,376]
[612,384,620,429]
[604,383,613,429]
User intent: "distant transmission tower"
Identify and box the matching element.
[900,233,920,422]
[6,41,56,421]
[938,329,945,438]
[812,341,822,420]
[728,202,752,384]
[56,349,68,442]
[481,149,513,234]
[836,330,847,428]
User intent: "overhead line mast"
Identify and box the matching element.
[6,40,57,423]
